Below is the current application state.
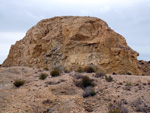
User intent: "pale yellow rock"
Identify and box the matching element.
[2,16,141,74]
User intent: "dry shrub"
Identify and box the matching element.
[84,66,95,73]
[39,73,48,80]
[14,79,25,87]
[105,76,113,82]
[75,76,95,88]
[51,69,60,77]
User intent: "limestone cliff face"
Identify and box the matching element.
[2,16,141,74]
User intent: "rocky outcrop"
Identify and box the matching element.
[138,60,150,75]
[2,16,141,74]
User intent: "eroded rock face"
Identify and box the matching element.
[2,16,141,74]
[138,60,150,75]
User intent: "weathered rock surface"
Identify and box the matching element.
[138,60,150,75]
[2,16,141,74]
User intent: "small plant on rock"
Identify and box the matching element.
[105,76,113,82]
[51,68,60,77]
[39,73,48,80]
[13,79,25,87]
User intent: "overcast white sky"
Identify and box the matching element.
[0,0,150,64]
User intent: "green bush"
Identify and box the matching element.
[82,76,95,87]
[76,67,84,73]
[127,72,132,75]
[50,69,60,77]
[75,76,95,89]
[109,108,121,113]
[84,66,95,73]
[39,73,48,80]
[44,67,49,71]
[90,90,96,96]
[109,103,113,108]
[105,76,113,82]
[13,79,25,87]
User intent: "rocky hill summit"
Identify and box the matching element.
[2,16,141,75]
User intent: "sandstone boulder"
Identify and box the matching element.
[2,16,141,74]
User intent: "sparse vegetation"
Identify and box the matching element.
[105,75,113,82]
[90,90,96,96]
[108,101,129,113]
[44,67,49,71]
[84,66,95,73]
[131,98,149,112]
[112,72,117,75]
[13,79,25,87]
[148,80,150,85]
[50,68,60,77]
[122,72,132,75]
[125,82,132,86]
[109,103,113,108]
[76,66,96,73]
[109,108,121,113]
[39,73,48,80]
[75,76,95,88]
[127,72,132,75]
[81,76,95,88]
[76,67,84,73]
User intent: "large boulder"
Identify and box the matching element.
[2,16,141,74]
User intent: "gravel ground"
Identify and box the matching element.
[0,66,150,113]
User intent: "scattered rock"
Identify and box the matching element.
[83,87,96,98]
[43,108,54,113]
[95,72,105,78]
[121,99,128,105]
[42,99,52,105]
[123,86,131,91]
[84,105,93,112]
[131,98,150,112]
